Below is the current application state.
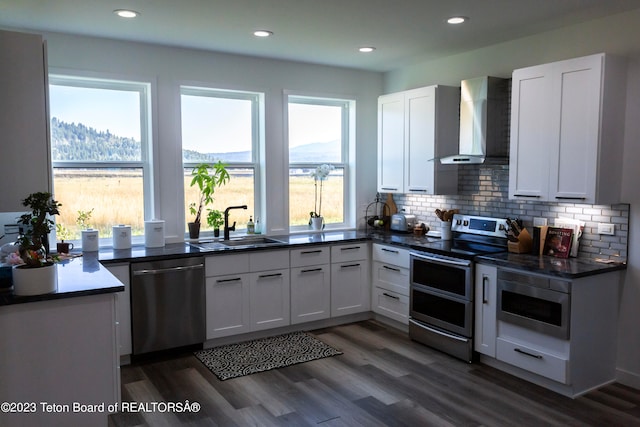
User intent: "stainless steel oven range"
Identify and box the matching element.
[409,214,508,362]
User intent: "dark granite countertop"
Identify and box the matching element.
[0,252,124,306]
[2,229,624,306]
[476,252,626,279]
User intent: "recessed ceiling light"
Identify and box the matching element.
[114,9,140,19]
[447,16,468,24]
[253,30,273,37]
[359,47,375,53]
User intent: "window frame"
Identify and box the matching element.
[286,93,355,232]
[180,85,263,238]
[48,72,154,244]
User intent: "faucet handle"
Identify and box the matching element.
[229,221,236,231]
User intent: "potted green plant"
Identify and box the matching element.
[13,192,62,295]
[188,161,230,239]
[309,164,334,230]
[55,223,74,253]
[206,209,224,237]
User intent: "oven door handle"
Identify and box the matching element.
[410,252,471,268]
[409,319,468,343]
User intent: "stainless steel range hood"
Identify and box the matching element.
[440,76,509,165]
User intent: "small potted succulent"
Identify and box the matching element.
[188,161,230,239]
[55,223,74,253]
[13,192,62,295]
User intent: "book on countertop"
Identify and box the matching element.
[543,227,573,258]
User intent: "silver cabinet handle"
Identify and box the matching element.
[380,187,398,191]
[514,348,543,359]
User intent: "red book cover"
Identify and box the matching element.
[543,227,573,258]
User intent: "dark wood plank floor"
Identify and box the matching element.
[109,320,640,426]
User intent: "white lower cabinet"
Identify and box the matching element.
[206,273,251,339]
[106,263,132,357]
[290,246,331,324]
[250,269,290,330]
[371,243,410,324]
[331,243,370,317]
[474,263,497,357]
[205,250,290,338]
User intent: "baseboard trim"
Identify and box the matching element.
[617,367,640,390]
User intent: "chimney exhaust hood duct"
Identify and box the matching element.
[440,76,509,165]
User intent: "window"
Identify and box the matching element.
[181,87,262,235]
[49,75,152,244]
[287,95,353,229]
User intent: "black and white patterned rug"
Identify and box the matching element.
[194,331,342,381]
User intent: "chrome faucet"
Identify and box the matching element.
[223,205,248,240]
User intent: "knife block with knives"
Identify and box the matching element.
[506,218,533,254]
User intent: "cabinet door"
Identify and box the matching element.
[549,55,602,203]
[290,265,330,324]
[405,87,436,194]
[331,260,370,317]
[0,30,51,210]
[250,269,290,331]
[377,92,405,193]
[105,264,132,357]
[509,63,553,201]
[474,264,497,357]
[206,273,251,339]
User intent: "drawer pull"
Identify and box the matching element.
[381,248,399,254]
[513,194,540,198]
[258,273,283,279]
[382,265,400,272]
[340,263,360,269]
[555,196,586,200]
[216,277,242,283]
[380,187,398,191]
[301,250,323,254]
[340,246,361,251]
[382,292,400,300]
[514,348,543,359]
[301,268,323,274]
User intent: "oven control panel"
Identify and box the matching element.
[450,214,509,238]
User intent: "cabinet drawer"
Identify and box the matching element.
[496,337,569,384]
[206,253,250,277]
[331,243,368,263]
[249,249,289,272]
[372,244,410,268]
[372,261,410,296]
[290,246,330,267]
[372,287,409,325]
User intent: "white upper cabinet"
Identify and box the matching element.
[378,85,459,195]
[509,53,627,204]
[0,30,51,210]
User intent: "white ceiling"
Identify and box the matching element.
[1,0,640,72]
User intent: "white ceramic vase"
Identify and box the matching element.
[12,263,58,296]
[310,216,324,231]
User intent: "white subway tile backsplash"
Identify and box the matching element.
[389,162,629,261]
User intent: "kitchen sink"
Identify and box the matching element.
[220,237,285,247]
[188,237,286,251]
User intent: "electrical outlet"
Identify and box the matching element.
[597,223,615,235]
[401,206,409,213]
[533,217,548,227]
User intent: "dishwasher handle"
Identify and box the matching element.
[132,263,204,276]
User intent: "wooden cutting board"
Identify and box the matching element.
[386,193,397,215]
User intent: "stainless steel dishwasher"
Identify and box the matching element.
[131,256,205,355]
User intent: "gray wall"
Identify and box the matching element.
[384,8,640,389]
